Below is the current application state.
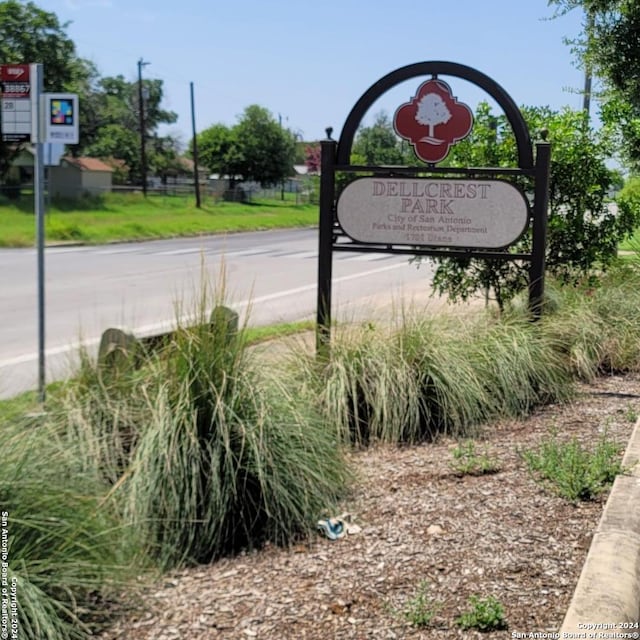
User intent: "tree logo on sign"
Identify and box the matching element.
[394,79,473,163]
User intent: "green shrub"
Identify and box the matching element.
[456,595,507,631]
[520,432,623,501]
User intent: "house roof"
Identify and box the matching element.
[176,156,209,174]
[62,156,113,172]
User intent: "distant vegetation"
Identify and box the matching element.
[0,191,317,247]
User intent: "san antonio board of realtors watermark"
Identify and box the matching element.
[1,511,18,640]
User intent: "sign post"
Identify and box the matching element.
[31,64,47,402]
[1,62,79,402]
[316,61,551,351]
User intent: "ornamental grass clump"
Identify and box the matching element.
[467,314,574,416]
[529,264,640,378]
[304,308,575,447]
[312,323,423,445]
[120,289,350,569]
[393,316,493,440]
[0,416,140,640]
[52,346,151,485]
[588,263,640,373]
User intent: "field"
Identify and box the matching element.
[0,191,316,247]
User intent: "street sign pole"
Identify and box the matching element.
[32,63,46,402]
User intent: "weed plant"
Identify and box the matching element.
[402,580,441,628]
[450,440,501,475]
[520,431,623,501]
[456,595,508,631]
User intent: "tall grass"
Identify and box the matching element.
[467,314,573,416]
[297,309,574,446]
[54,277,351,570]
[53,347,151,485]
[0,416,141,640]
[12,257,640,638]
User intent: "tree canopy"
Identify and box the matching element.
[549,0,640,167]
[75,74,179,184]
[195,105,296,187]
[0,0,180,186]
[351,111,411,165]
[0,0,80,179]
[428,102,637,310]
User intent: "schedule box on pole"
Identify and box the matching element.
[42,93,79,144]
[0,63,32,142]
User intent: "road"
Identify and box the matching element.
[0,228,435,399]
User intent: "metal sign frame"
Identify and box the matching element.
[316,61,551,352]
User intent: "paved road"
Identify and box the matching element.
[0,228,435,398]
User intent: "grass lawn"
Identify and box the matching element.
[0,191,317,247]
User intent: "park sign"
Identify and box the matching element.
[337,177,529,249]
[315,61,552,353]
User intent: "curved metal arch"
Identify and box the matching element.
[336,61,534,169]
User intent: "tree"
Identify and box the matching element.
[77,74,178,184]
[195,105,296,188]
[195,123,243,182]
[0,0,81,180]
[351,111,409,165]
[428,103,638,311]
[234,105,296,186]
[549,0,640,167]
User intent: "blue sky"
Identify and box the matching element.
[34,0,587,146]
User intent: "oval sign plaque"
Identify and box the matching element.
[336,178,529,249]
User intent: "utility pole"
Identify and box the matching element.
[190,82,201,208]
[583,10,594,118]
[137,58,150,196]
[279,113,285,200]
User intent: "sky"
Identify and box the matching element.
[32,0,588,146]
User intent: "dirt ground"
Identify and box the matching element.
[98,371,640,640]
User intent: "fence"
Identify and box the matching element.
[0,180,319,206]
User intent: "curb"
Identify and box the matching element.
[560,419,640,632]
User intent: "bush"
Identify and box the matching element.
[456,595,508,631]
[521,432,623,501]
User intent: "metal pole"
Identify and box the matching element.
[33,63,46,402]
[279,113,285,201]
[529,140,551,319]
[316,128,336,356]
[137,58,149,196]
[190,82,201,208]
